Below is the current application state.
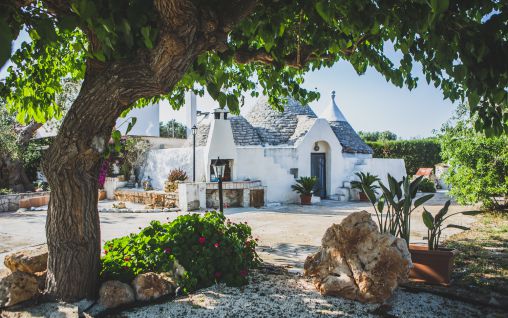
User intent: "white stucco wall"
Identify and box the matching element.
[236,147,298,203]
[141,147,206,189]
[360,158,407,187]
[204,113,238,181]
[117,103,160,137]
[295,119,345,197]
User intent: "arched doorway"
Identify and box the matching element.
[310,141,331,198]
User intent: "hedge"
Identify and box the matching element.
[366,139,442,175]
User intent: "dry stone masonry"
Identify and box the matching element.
[304,211,412,303]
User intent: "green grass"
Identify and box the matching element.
[445,213,508,295]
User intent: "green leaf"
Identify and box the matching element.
[422,209,434,230]
[414,194,434,208]
[315,1,331,23]
[141,26,153,49]
[446,224,470,231]
[0,19,13,68]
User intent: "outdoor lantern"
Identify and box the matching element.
[212,157,226,212]
[191,125,198,136]
[213,157,226,179]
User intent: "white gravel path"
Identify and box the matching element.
[115,269,497,318]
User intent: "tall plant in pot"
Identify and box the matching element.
[412,200,480,285]
[292,176,317,205]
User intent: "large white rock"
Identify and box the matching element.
[304,211,412,303]
[98,280,135,309]
[132,272,176,301]
[4,245,48,274]
[0,269,39,307]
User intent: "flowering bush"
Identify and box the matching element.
[100,211,261,292]
[98,159,110,189]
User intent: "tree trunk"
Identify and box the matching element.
[42,74,125,301]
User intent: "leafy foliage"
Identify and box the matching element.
[167,168,188,183]
[363,174,434,245]
[1,0,507,132]
[358,130,397,142]
[291,176,318,196]
[351,172,380,194]
[422,200,479,250]
[367,139,442,175]
[160,120,187,139]
[439,106,508,210]
[418,178,437,193]
[100,211,261,292]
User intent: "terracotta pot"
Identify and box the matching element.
[300,195,312,205]
[409,244,458,286]
[98,190,107,201]
[358,192,369,201]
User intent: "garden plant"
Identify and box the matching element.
[101,211,261,293]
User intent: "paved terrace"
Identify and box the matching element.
[0,191,476,271]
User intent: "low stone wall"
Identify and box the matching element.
[114,189,179,208]
[0,191,51,212]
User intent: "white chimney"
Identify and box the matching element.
[185,92,197,137]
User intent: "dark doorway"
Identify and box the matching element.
[311,153,326,198]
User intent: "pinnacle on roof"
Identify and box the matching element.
[322,90,347,122]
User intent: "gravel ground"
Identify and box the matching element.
[113,269,502,318]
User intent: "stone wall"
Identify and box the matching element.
[0,191,51,212]
[206,189,243,208]
[114,189,178,208]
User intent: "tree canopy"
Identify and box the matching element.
[359,130,398,142]
[439,105,508,210]
[1,0,507,133]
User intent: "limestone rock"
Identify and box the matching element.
[132,272,176,301]
[4,245,48,274]
[304,211,412,303]
[98,280,135,309]
[0,269,39,307]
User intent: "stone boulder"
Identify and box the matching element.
[0,269,39,307]
[132,272,176,301]
[304,211,412,303]
[98,280,135,309]
[4,245,48,274]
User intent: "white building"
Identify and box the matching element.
[142,92,406,204]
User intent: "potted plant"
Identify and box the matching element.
[410,200,479,285]
[291,176,317,205]
[350,172,380,201]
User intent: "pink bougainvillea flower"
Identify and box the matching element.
[214,271,222,279]
[214,242,220,248]
[239,269,248,277]
[104,250,108,255]
[163,247,172,254]
[198,236,206,245]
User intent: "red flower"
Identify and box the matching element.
[123,266,129,270]
[214,242,220,248]
[198,236,206,245]
[104,250,108,255]
[164,247,172,254]
[239,269,248,277]
[214,271,222,279]
[124,256,130,262]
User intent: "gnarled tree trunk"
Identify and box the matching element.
[40,0,257,302]
[42,74,125,300]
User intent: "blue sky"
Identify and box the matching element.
[2,33,456,139]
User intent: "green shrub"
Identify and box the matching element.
[367,139,442,175]
[418,178,436,193]
[100,211,261,292]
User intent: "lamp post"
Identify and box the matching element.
[191,125,197,182]
[212,157,226,212]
